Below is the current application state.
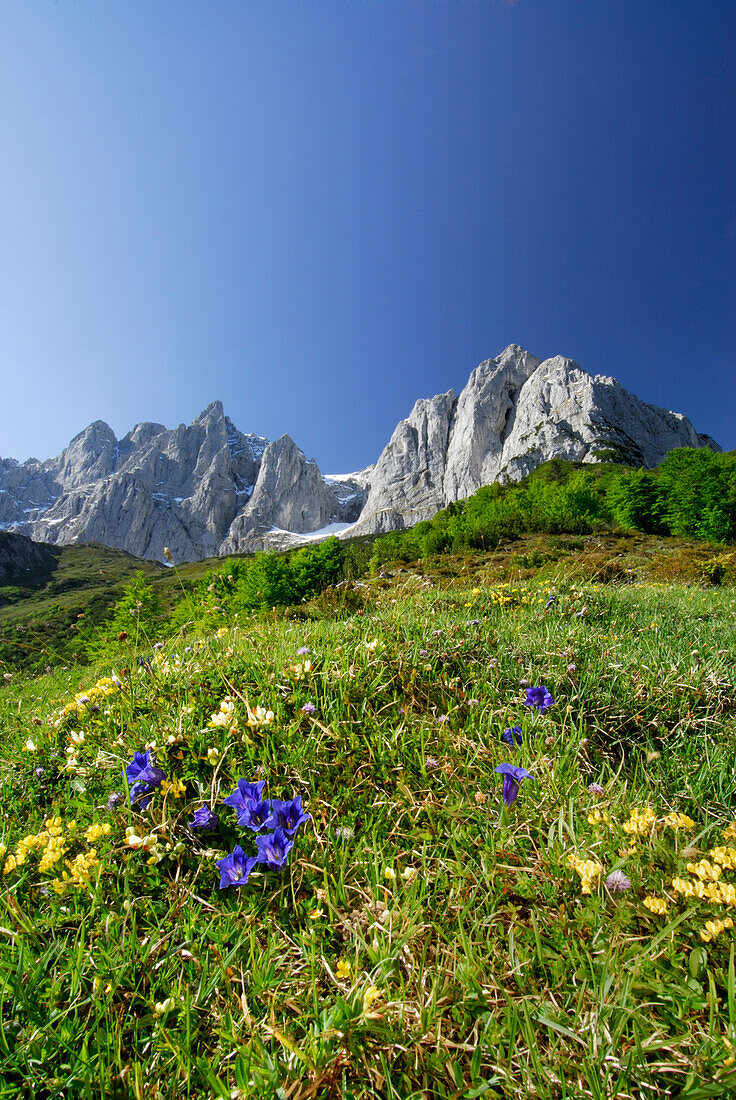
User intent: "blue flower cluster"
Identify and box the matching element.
[214,780,310,889]
[493,683,555,807]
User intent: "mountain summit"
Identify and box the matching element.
[0,347,718,561]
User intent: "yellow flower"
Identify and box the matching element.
[700,917,734,943]
[362,985,381,1014]
[247,706,274,729]
[567,853,602,895]
[161,777,186,799]
[84,823,111,844]
[687,859,722,882]
[206,747,221,764]
[660,812,695,830]
[622,807,656,836]
[642,896,669,915]
[587,809,612,826]
[723,822,736,842]
[335,959,351,980]
[710,847,736,871]
[383,867,396,881]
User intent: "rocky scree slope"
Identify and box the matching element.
[0,347,718,562]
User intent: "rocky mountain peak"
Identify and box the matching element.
[0,346,718,560]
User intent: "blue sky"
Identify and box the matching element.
[0,0,733,471]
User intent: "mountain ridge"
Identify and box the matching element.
[0,345,719,562]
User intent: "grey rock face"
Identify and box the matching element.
[0,346,718,561]
[349,345,719,535]
[350,390,455,535]
[221,436,369,554]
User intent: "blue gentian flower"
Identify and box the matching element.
[124,750,167,787]
[189,804,219,830]
[256,828,294,868]
[236,797,272,832]
[523,686,555,713]
[494,763,534,806]
[215,845,258,889]
[129,781,154,809]
[223,779,266,819]
[124,751,167,807]
[265,796,310,836]
[502,725,523,747]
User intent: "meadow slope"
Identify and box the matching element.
[1,561,736,1099]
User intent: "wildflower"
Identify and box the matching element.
[384,867,396,881]
[605,870,632,893]
[124,751,167,788]
[256,828,294,869]
[209,699,237,729]
[710,847,736,871]
[523,686,555,713]
[161,777,187,799]
[296,647,310,656]
[544,595,556,610]
[723,822,736,842]
[567,853,602,894]
[365,639,379,652]
[237,797,272,832]
[107,792,124,812]
[246,706,274,729]
[334,824,355,840]
[129,782,155,810]
[502,726,523,747]
[494,763,533,807]
[661,812,695,830]
[587,809,612,826]
[24,739,38,752]
[642,896,669,915]
[362,985,381,1014]
[206,747,221,764]
[437,714,450,725]
[335,959,351,980]
[223,779,267,820]
[588,783,605,796]
[424,756,439,771]
[84,823,111,844]
[301,702,316,715]
[163,547,173,562]
[189,805,219,830]
[265,796,310,836]
[687,859,722,882]
[34,767,45,777]
[701,917,734,943]
[622,807,656,836]
[215,845,257,889]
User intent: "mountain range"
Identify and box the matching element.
[0,345,719,563]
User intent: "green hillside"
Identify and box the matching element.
[1,545,735,1097]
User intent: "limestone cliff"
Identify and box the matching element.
[0,346,718,560]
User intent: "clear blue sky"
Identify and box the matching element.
[0,0,733,471]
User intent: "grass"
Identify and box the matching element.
[1,554,736,1098]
